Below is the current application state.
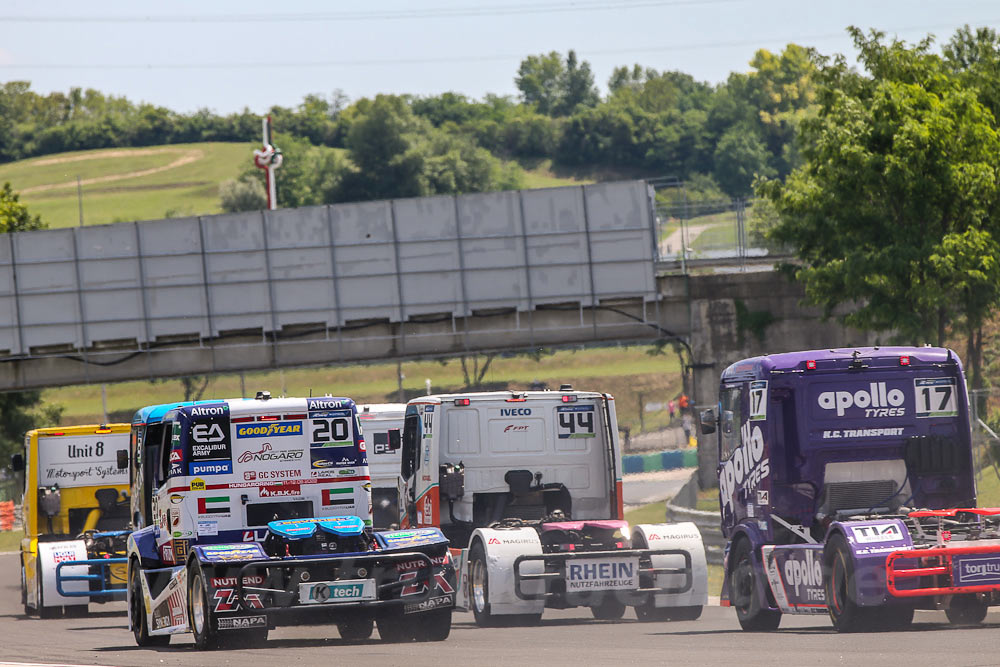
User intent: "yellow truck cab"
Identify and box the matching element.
[15,424,131,617]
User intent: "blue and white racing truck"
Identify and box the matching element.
[702,347,1000,632]
[123,393,455,649]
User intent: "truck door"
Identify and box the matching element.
[717,384,744,533]
[400,407,421,526]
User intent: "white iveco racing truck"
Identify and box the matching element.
[358,404,406,528]
[399,388,707,625]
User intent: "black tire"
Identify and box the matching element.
[187,559,219,650]
[729,539,780,632]
[824,533,870,633]
[376,611,414,643]
[22,564,35,617]
[339,617,375,641]
[469,541,499,628]
[413,608,452,641]
[37,576,62,619]
[946,595,988,626]
[591,595,627,620]
[129,563,170,647]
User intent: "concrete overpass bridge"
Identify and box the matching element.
[0,181,873,412]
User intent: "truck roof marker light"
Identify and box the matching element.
[231,416,254,423]
[806,360,817,370]
[506,396,527,402]
[258,415,280,421]
[95,427,113,434]
[454,398,471,406]
[284,413,307,420]
[561,395,577,403]
[900,355,910,366]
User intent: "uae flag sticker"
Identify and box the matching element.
[198,496,231,514]
[322,488,354,506]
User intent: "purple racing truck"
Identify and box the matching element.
[700,346,1000,632]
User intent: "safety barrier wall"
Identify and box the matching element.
[0,181,657,359]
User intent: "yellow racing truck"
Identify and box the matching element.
[14,424,132,617]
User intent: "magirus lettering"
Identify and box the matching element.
[817,383,905,417]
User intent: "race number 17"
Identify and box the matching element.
[914,378,958,418]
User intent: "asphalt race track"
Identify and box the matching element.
[3,553,1000,667]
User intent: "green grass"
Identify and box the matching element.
[46,345,684,433]
[0,142,256,228]
[0,529,24,551]
[977,466,1000,506]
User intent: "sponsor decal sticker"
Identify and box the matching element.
[565,558,639,591]
[189,460,233,476]
[954,555,1000,585]
[850,523,904,544]
[322,487,354,506]
[237,442,304,463]
[198,496,231,514]
[217,615,267,630]
[197,520,219,536]
[260,483,302,498]
[190,478,206,491]
[236,421,303,439]
[817,382,906,418]
[556,404,596,439]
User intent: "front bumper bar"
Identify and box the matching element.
[513,548,692,601]
[887,543,1000,598]
[56,557,128,599]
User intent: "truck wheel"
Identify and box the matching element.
[376,611,413,642]
[946,595,988,625]
[591,596,626,620]
[729,538,780,632]
[22,565,35,617]
[129,564,169,647]
[824,533,869,633]
[187,560,220,650]
[413,608,452,641]
[36,577,62,619]
[470,542,499,627]
[339,617,374,641]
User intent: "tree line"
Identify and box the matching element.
[0,44,818,210]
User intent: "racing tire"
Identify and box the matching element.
[946,595,988,626]
[22,564,35,617]
[187,559,220,650]
[376,611,414,643]
[824,533,870,633]
[413,608,452,641]
[129,563,170,647]
[36,576,62,619]
[338,617,375,641]
[591,595,627,620]
[729,538,780,632]
[469,541,500,628]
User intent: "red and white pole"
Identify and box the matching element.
[252,115,283,210]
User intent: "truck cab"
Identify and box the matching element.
[400,389,707,625]
[357,403,405,528]
[125,393,455,649]
[702,347,1000,632]
[16,424,132,617]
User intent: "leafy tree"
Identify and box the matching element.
[0,182,43,233]
[713,125,775,197]
[0,392,63,468]
[219,175,267,213]
[758,28,1000,392]
[516,52,565,116]
[557,50,599,115]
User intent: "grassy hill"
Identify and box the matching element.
[0,143,601,229]
[46,346,684,439]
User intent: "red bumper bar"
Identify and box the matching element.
[886,543,1000,598]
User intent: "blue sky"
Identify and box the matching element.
[1,0,998,114]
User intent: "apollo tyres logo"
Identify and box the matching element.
[817,382,905,418]
[236,421,303,439]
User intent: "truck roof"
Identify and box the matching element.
[409,390,610,404]
[358,403,406,418]
[28,423,131,438]
[132,396,357,423]
[132,400,218,425]
[721,346,960,381]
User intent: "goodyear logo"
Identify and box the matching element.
[236,421,303,439]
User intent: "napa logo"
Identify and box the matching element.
[236,421,303,438]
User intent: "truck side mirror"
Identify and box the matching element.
[10,453,24,472]
[117,449,129,470]
[388,428,401,452]
[699,409,717,435]
[401,445,414,481]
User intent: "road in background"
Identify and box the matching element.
[623,468,694,508]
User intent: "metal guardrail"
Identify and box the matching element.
[665,503,724,566]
